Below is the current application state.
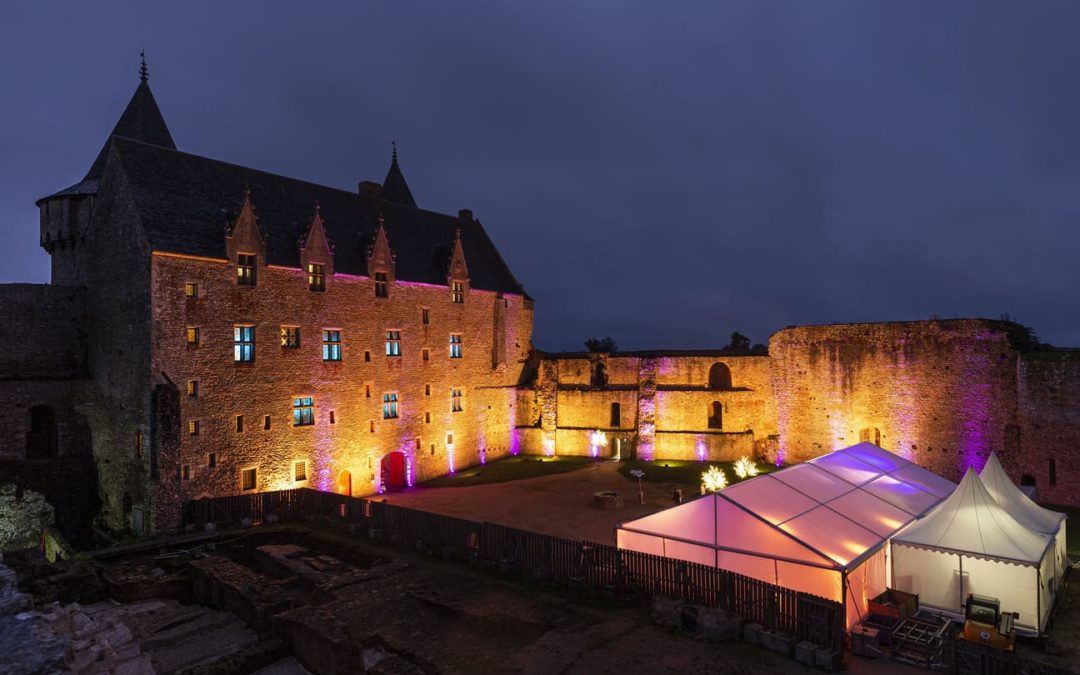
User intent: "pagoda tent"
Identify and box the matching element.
[890,468,1058,635]
[616,443,955,629]
[979,452,1069,586]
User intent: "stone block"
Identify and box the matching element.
[815,647,842,671]
[741,622,763,645]
[794,640,817,666]
[694,608,744,642]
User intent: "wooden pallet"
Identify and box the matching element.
[891,612,952,669]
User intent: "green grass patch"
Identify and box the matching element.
[617,459,776,490]
[1043,503,1080,559]
[421,454,597,487]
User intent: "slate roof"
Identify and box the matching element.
[108,137,526,295]
[381,151,417,207]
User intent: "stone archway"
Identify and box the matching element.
[381,452,407,490]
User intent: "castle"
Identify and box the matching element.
[3,67,1078,545]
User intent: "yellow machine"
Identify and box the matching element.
[961,594,1018,651]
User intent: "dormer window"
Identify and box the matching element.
[451,281,465,304]
[375,272,389,298]
[308,263,325,291]
[237,254,257,285]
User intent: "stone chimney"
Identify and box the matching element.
[458,209,473,221]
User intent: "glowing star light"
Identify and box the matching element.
[701,466,728,494]
[733,456,759,480]
[589,430,607,458]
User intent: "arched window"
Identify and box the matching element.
[859,428,881,446]
[591,361,608,387]
[708,363,732,390]
[708,402,723,429]
[27,405,57,459]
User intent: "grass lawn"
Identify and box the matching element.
[421,454,597,488]
[617,458,776,492]
[1044,503,1080,559]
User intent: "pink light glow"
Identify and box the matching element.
[405,452,414,487]
[479,447,487,464]
[447,444,456,473]
[543,438,556,457]
[509,428,521,456]
[695,435,707,462]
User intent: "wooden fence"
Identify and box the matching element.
[184,488,844,653]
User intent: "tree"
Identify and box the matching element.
[584,336,617,353]
[725,332,750,352]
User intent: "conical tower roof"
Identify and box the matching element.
[85,74,176,180]
[979,453,1065,534]
[381,142,416,207]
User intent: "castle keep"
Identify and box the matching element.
[3,69,1078,543]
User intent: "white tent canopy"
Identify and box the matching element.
[617,443,955,628]
[890,467,1060,634]
[979,452,1069,583]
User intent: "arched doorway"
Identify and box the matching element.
[708,363,732,390]
[336,469,353,496]
[381,452,407,490]
[27,404,58,459]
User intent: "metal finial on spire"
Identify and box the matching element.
[139,49,149,83]
[391,140,398,164]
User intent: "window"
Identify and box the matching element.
[329,410,336,424]
[208,452,217,468]
[451,281,465,304]
[446,433,454,445]
[422,308,430,325]
[425,384,431,396]
[365,384,371,398]
[241,467,257,491]
[293,397,314,426]
[708,362,732,390]
[186,326,200,346]
[425,412,431,424]
[294,460,308,482]
[708,402,723,429]
[364,350,371,362]
[134,429,143,458]
[449,334,462,359]
[375,271,389,298]
[234,325,255,363]
[322,330,342,361]
[237,253,256,285]
[1050,458,1057,486]
[189,420,200,435]
[181,464,191,480]
[235,415,244,433]
[263,415,271,430]
[610,402,621,428]
[187,380,198,397]
[369,420,375,433]
[859,427,881,446]
[422,348,430,362]
[383,392,399,419]
[385,331,401,356]
[281,326,300,348]
[308,263,325,291]
[430,443,436,456]
[185,282,198,298]
[451,388,463,412]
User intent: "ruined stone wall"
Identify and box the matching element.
[150,252,531,525]
[1017,352,1080,505]
[0,284,87,380]
[769,320,1020,482]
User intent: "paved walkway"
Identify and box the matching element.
[381,460,687,545]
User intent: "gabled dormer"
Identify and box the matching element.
[300,203,333,291]
[447,228,470,304]
[367,216,396,298]
[225,189,266,286]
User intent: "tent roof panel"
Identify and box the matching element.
[615,494,717,545]
[779,507,882,567]
[810,451,882,486]
[892,463,957,498]
[826,489,914,538]
[713,496,835,567]
[772,463,857,503]
[862,474,942,517]
[721,475,820,525]
[979,453,1065,535]
[842,442,911,473]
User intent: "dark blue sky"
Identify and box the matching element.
[3,2,1079,350]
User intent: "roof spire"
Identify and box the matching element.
[391,140,398,164]
[139,49,148,83]
[381,141,417,208]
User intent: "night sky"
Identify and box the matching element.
[3,2,1079,350]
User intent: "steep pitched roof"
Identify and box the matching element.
[87,80,176,180]
[381,146,417,207]
[108,137,526,295]
[979,453,1066,534]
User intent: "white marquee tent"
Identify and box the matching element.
[890,467,1061,635]
[979,452,1069,586]
[616,443,956,628]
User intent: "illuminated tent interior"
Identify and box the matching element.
[616,443,956,628]
[979,452,1069,586]
[889,467,1061,635]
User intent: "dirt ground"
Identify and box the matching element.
[382,460,686,544]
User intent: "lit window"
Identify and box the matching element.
[308,263,325,291]
[451,281,464,304]
[234,325,255,363]
[181,464,191,480]
[294,461,308,482]
[187,380,198,397]
[322,330,342,361]
[451,388,463,412]
[236,415,244,433]
[422,348,430,362]
[241,467,257,491]
[237,253,256,285]
[449,334,462,359]
[293,397,314,426]
[186,326,200,346]
[375,271,389,298]
[185,282,198,298]
[189,420,200,435]
[385,330,401,357]
[383,392,399,419]
[208,452,217,468]
[281,326,300,348]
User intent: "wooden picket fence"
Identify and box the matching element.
[184,488,843,654]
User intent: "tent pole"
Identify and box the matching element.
[1037,565,1042,635]
[958,554,963,611]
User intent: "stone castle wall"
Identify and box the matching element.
[150,252,532,527]
[1017,351,1080,505]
